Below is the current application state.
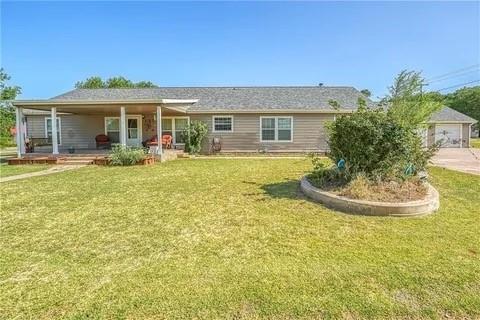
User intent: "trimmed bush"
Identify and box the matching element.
[182,121,208,154]
[326,108,435,181]
[109,145,146,166]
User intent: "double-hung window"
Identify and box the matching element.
[105,117,120,143]
[260,116,293,142]
[45,117,62,145]
[212,116,233,132]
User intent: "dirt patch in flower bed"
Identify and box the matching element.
[309,176,428,203]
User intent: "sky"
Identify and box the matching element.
[1,1,479,99]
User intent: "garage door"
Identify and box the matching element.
[435,124,461,148]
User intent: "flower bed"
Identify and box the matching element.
[300,176,439,217]
[94,155,155,166]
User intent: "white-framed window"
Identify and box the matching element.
[104,117,120,143]
[160,117,190,144]
[260,116,293,142]
[212,116,233,132]
[45,117,62,145]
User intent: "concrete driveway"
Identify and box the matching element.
[431,148,480,175]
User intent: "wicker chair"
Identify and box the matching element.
[95,134,111,149]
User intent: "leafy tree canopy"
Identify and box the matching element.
[445,86,480,122]
[384,70,442,128]
[0,69,21,140]
[1,68,21,100]
[360,89,371,97]
[75,76,158,89]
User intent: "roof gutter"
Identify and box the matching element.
[185,109,354,114]
[10,99,199,106]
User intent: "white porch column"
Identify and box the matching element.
[156,106,163,155]
[15,107,25,157]
[119,106,126,146]
[51,107,59,154]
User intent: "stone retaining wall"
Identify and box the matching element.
[300,176,439,217]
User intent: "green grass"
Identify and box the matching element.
[471,138,480,148]
[1,159,479,319]
[0,163,50,178]
[0,136,16,148]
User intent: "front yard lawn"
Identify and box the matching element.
[1,159,479,319]
[471,138,480,148]
[0,163,50,178]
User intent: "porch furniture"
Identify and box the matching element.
[162,135,173,149]
[25,137,52,153]
[95,134,111,149]
[211,137,222,153]
[143,135,158,148]
[143,135,173,149]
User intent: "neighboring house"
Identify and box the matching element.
[12,87,477,157]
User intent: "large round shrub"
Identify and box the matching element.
[327,108,432,181]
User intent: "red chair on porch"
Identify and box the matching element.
[162,135,173,149]
[95,134,111,149]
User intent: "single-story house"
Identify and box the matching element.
[12,87,477,158]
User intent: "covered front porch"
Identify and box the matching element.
[12,98,197,159]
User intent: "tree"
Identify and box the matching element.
[106,76,135,88]
[1,68,21,100]
[135,81,157,88]
[423,91,445,103]
[384,70,442,128]
[75,76,105,89]
[360,89,371,97]
[0,69,21,141]
[445,86,480,137]
[75,76,158,89]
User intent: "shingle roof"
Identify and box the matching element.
[430,106,477,123]
[51,87,373,111]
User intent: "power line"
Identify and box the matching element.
[426,69,480,84]
[426,64,479,82]
[436,80,480,92]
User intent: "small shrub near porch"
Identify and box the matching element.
[109,145,147,166]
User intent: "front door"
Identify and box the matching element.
[126,116,142,146]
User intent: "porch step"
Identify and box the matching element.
[176,153,190,159]
[61,159,94,165]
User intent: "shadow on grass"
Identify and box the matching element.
[261,179,301,199]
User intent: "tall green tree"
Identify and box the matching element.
[384,70,442,128]
[445,86,480,136]
[106,76,135,88]
[360,89,371,97]
[75,76,158,89]
[0,68,22,140]
[75,76,105,89]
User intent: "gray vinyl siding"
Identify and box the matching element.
[26,115,104,149]
[190,113,334,153]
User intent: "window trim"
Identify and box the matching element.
[161,116,191,145]
[212,115,234,133]
[104,116,120,143]
[104,117,120,135]
[45,117,62,145]
[259,116,293,143]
